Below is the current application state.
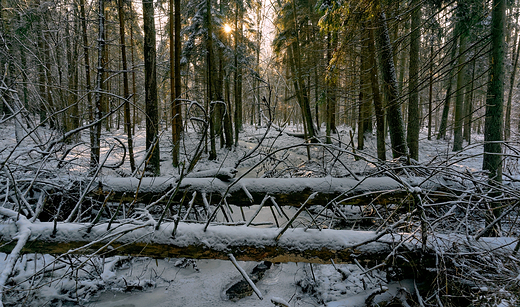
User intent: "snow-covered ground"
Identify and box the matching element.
[1,119,519,306]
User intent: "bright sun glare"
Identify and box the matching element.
[224,24,232,33]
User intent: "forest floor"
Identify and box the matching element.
[1,120,519,307]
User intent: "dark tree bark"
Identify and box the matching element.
[437,22,460,140]
[452,35,467,152]
[90,0,105,171]
[505,29,520,140]
[65,9,79,140]
[171,0,183,166]
[482,0,505,236]
[118,0,136,172]
[373,6,408,159]
[463,58,476,144]
[79,0,93,159]
[143,0,160,175]
[406,0,421,160]
[368,27,386,161]
[206,0,217,160]
[234,7,243,145]
[288,0,315,141]
[325,32,337,144]
[483,0,505,184]
[358,27,371,150]
[428,40,434,141]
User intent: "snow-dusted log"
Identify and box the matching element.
[0,221,424,265]
[91,176,457,207]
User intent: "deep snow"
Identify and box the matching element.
[1,119,519,306]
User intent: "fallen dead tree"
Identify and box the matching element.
[0,220,424,265]
[87,175,463,208]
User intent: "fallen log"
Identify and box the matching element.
[91,176,458,207]
[0,221,423,266]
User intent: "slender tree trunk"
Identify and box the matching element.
[171,0,183,166]
[91,0,105,171]
[143,0,160,175]
[79,0,94,163]
[118,0,136,172]
[358,30,370,150]
[437,22,460,140]
[255,3,262,127]
[288,43,316,142]
[207,0,217,160]
[483,0,505,236]
[407,0,421,160]
[102,7,110,131]
[453,35,467,152]
[130,6,137,134]
[463,58,476,144]
[368,27,386,161]
[289,0,315,141]
[505,30,520,140]
[325,32,337,144]
[234,8,243,145]
[66,9,79,141]
[373,6,408,159]
[428,40,434,141]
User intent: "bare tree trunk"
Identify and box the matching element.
[287,43,316,143]
[373,6,408,159]
[118,0,136,172]
[407,0,421,160]
[66,8,79,141]
[463,58,476,144]
[437,22,460,140]
[130,6,137,134]
[483,0,505,236]
[453,35,467,152]
[90,0,105,171]
[368,27,386,161]
[234,7,243,145]
[325,32,337,144]
[143,0,160,175]
[358,29,370,150]
[207,0,217,160]
[428,40,434,141]
[171,0,183,166]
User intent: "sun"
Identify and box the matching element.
[224,24,232,33]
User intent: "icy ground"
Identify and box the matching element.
[1,120,519,306]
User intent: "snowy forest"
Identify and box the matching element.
[1,0,520,305]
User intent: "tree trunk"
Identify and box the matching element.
[143,0,161,175]
[118,0,136,172]
[407,0,421,160]
[234,8,243,145]
[130,5,138,134]
[463,58,476,144]
[358,30,371,150]
[90,0,105,172]
[505,30,520,140]
[171,0,183,166]
[373,6,408,159]
[368,27,386,161]
[66,9,79,141]
[428,40,434,141]
[437,22,460,140]
[206,0,217,160]
[289,0,315,141]
[325,32,337,144]
[452,35,467,152]
[483,0,505,236]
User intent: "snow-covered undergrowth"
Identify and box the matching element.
[1,118,520,306]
